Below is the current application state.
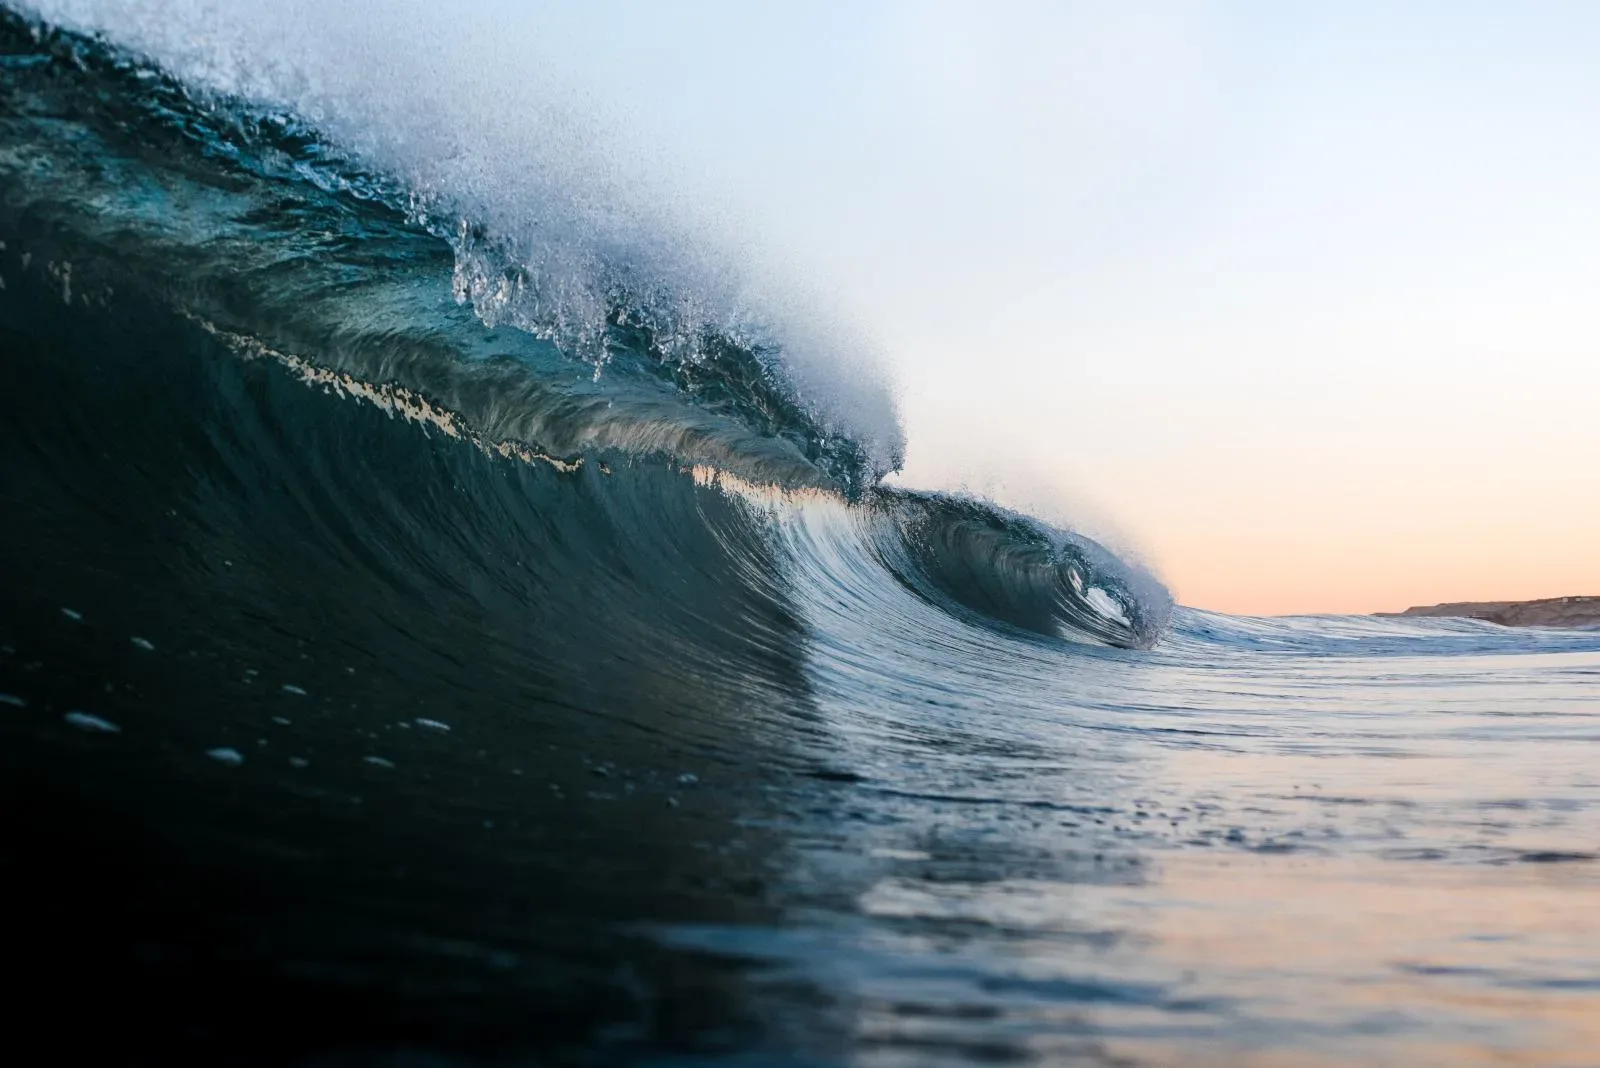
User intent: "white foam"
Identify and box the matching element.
[1085,586,1131,626]
[63,711,119,733]
[22,0,904,469]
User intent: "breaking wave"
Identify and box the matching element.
[0,6,1169,649]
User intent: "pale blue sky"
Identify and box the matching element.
[509,1,1600,610]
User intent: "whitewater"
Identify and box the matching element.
[2,6,1598,1066]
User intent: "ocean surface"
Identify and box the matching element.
[3,8,1599,1065]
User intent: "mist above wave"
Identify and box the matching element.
[18,0,904,476]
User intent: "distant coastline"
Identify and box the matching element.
[1378,596,1600,629]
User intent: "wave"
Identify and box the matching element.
[12,13,1600,1064]
[0,6,1168,650]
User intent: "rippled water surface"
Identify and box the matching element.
[3,7,1598,1065]
[719,618,1600,1065]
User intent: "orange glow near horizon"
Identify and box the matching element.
[1114,398,1600,616]
[897,372,1600,618]
[1149,528,1600,617]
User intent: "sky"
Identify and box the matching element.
[511,0,1598,616]
[34,0,1600,615]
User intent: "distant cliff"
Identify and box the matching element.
[1379,596,1600,629]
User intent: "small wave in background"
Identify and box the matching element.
[2,6,1598,1066]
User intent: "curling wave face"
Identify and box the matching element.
[0,8,1169,650]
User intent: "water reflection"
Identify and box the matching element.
[743,613,1600,1066]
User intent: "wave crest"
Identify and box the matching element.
[10,0,905,487]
